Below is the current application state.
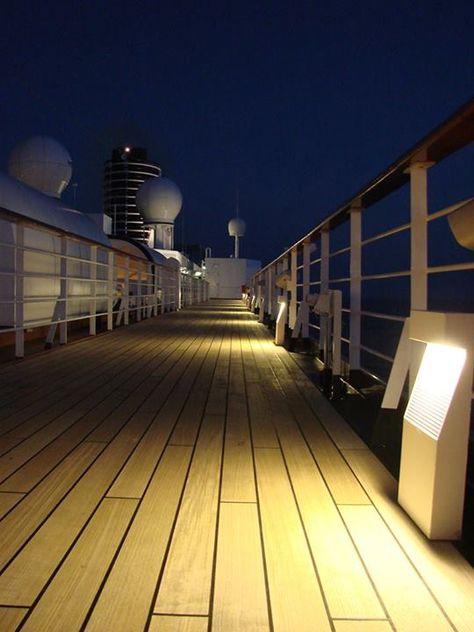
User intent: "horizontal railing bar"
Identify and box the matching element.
[361,310,406,322]
[361,222,410,246]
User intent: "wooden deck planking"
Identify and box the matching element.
[276,425,385,619]
[333,622,394,632]
[340,505,454,631]
[0,492,24,518]
[0,328,174,457]
[343,448,474,632]
[154,338,230,616]
[240,328,279,449]
[212,502,270,631]
[0,329,147,438]
[254,446,332,632]
[107,335,214,498]
[85,446,192,632]
[20,498,137,632]
[149,615,208,632]
[0,607,28,632]
[220,331,256,502]
[0,442,104,571]
[0,300,472,631]
[248,331,369,504]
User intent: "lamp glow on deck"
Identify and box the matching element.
[405,343,466,440]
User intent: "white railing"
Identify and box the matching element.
[248,100,474,386]
[0,216,209,357]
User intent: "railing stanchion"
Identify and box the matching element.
[350,203,362,370]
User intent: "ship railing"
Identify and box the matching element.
[0,216,208,358]
[248,99,474,394]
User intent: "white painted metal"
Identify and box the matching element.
[107,251,114,330]
[350,205,362,370]
[398,310,474,539]
[14,223,25,358]
[381,318,410,409]
[89,245,97,336]
[319,229,329,357]
[302,240,310,338]
[407,161,433,391]
[289,248,298,329]
[59,237,68,345]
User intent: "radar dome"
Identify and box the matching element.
[8,136,72,198]
[228,217,246,237]
[136,177,183,223]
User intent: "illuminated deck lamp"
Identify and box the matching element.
[275,296,287,345]
[398,310,474,539]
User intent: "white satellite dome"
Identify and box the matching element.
[228,217,246,237]
[8,136,72,198]
[136,177,183,223]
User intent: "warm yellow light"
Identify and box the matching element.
[405,343,466,439]
[277,301,286,320]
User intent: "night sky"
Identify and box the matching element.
[1,1,473,264]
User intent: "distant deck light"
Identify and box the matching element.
[398,310,474,540]
[124,146,131,152]
[275,296,287,345]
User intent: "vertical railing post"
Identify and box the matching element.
[107,250,114,330]
[89,245,97,336]
[266,265,273,320]
[319,228,329,358]
[350,203,362,370]
[302,239,311,338]
[153,264,159,316]
[136,265,142,322]
[407,161,432,311]
[59,237,68,345]
[271,264,278,319]
[289,247,298,329]
[124,256,130,325]
[407,160,433,389]
[14,222,25,358]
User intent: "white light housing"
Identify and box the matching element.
[398,310,474,539]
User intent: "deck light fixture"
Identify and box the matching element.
[398,310,474,539]
[275,296,287,345]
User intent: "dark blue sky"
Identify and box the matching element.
[1,1,473,263]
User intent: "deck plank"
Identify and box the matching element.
[0,388,177,605]
[333,622,393,632]
[340,505,454,631]
[155,342,230,615]
[277,426,385,619]
[20,498,137,632]
[212,502,270,632]
[343,448,474,632]
[249,334,369,505]
[149,615,208,632]
[107,336,211,498]
[0,607,28,631]
[254,447,332,632]
[0,492,24,518]
[221,333,256,502]
[85,446,192,632]
[169,337,221,446]
[0,442,104,571]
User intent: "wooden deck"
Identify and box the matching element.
[0,299,473,632]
